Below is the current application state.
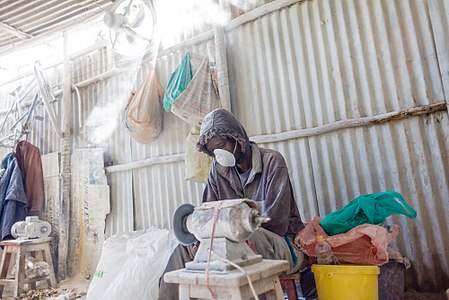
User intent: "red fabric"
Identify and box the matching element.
[294,216,402,266]
[246,239,258,254]
[15,141,45,212]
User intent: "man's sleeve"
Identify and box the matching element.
[261,165,294,236]
[202,167,219,203]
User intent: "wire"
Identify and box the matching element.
[205,203,221,300]
[204,202,259,300]
[209,249,260,300]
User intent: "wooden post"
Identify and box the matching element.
[59,31,72,280]
[214,26,231,111]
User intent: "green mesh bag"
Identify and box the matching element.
[320,191,417,235]
[162,52,192,111]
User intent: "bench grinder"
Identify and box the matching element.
[173,199,270,272]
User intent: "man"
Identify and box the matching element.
[159,108,314,299]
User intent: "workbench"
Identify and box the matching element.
[164,259,288,300]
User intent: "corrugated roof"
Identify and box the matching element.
[0,0,113,55]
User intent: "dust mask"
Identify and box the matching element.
[213,141,237,167]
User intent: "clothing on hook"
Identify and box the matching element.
[15,141,45,212]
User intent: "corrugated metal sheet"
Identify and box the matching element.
[0,0,114,55]
[226,0,449,291]
[131,44,210,230]
[428,0,449,104]
[0,66,62,154]
[70,47,135,236]
[0,0,448,292]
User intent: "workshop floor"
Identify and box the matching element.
[1,275,447,299]
[1,273,91,300]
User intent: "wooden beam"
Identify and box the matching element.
[58,31,72,280]
[251,102,448,144]
[105,153,185,174]
[0,21,33,40]
[105,102,447,174]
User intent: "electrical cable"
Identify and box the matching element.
[205,203,222,300]
[209,249,260,300]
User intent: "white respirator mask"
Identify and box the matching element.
[213,141,238,167]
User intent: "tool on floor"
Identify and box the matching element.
[173,199,270,272]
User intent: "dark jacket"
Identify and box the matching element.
[0,153,27,240]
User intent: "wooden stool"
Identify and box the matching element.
[279,273,300,299]
[0,237,57,298]
[164,259,288,300]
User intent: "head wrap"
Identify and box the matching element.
[197,109,251,157]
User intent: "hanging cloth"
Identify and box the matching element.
[320,191,417,236]
[162,52,193,111]
[124,68,164,144]
[171,55,221,127]
[15,141,45,212]
[0,153,27,240]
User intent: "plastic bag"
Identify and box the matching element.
[86,228,178,300]
[295,217,409,266]
[162,52,192,111]
[185,126,213,183]
[125,68,164,144]
[171,56,221,126]
[320,191,417,235]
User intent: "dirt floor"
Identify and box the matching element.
[404,290,448,300]
[1,273,91,300]
[1,275,447,299]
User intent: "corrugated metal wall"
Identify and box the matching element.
[0,0,448,292]
[226,0,449,291]
[70,46,136,235]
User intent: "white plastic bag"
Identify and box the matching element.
[86,228,178,300]
[171,56,221,127]
[185,126,213,183]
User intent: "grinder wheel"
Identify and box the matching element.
[173,203,196,245]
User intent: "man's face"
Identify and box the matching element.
[206,136,236,155]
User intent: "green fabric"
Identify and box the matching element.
[320,191,417,236]
[162,52,192,111]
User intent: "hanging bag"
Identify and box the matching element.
[162,52,193,111]
[124,68,164,144]
[171,55,221,126]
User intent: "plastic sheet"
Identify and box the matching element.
[295,217,408,266]
[86,228,178,300]
[124,68,164,144]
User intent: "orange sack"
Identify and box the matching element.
[294,217,409,266]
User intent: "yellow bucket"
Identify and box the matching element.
[312,264,380,300]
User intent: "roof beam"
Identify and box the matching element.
[0,20,33,40]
